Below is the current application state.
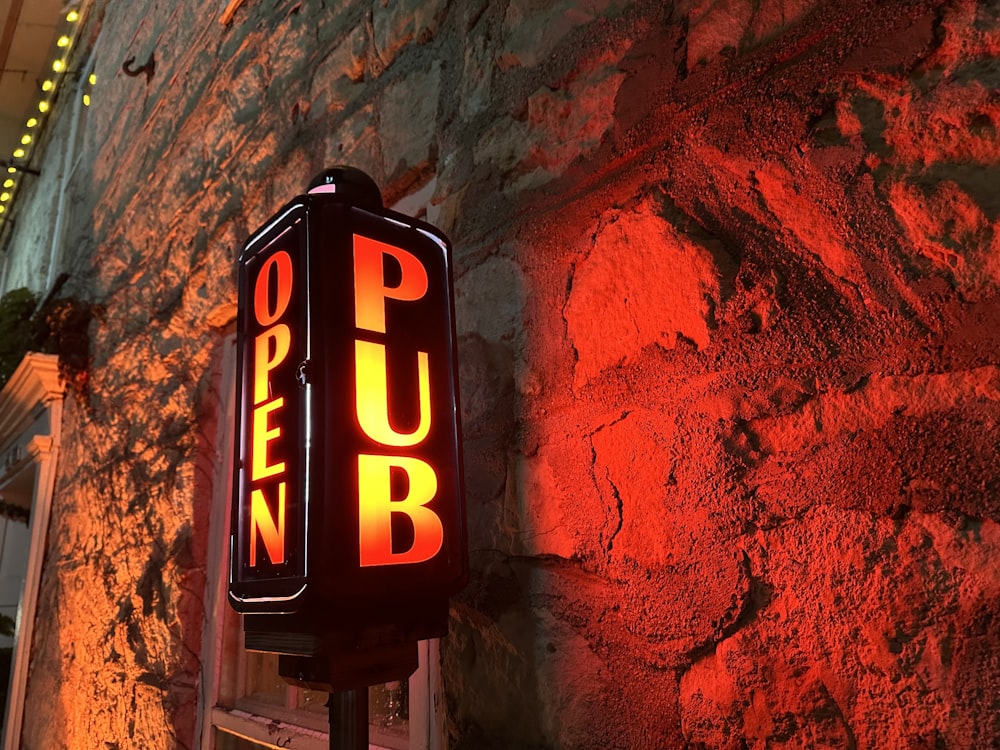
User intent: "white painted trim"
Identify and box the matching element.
[212,707,329,750]
[196,335,239,750]
[0,353,63,444]
[0,353,63,750]
[426,640,446,750]
[211,706,399,750]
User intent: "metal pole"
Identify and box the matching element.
[327,688,368,750]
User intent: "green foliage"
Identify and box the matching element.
[0,499,28,524]
[0,288,41,387]
[0,286,99,391]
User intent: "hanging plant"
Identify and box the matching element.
[0,284,100,392]
[35,294,100,392]
[0,499,28,524]
[0,288,40,388]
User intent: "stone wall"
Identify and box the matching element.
[5,0,998,747]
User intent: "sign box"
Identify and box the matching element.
[228,169,467,653]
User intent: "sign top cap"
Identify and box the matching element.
[306,166,383,210]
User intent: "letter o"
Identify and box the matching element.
[254,250,293,326]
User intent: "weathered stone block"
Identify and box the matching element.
[379,62,441,188]
[372,0,448,70]
[565,200,722,388]
[499,0,631,70]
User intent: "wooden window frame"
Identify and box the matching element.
[195,334,443,750]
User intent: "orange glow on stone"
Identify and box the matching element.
[357,454,442,567]
[353,234,428,333]
[355,339,431,447]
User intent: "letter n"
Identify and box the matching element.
[250,482,286,566]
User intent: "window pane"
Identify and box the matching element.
[300,688,328,715]
[215,728,273,750]
[302,681,410,734]
[369,680,408,735]
[243,650,286,706]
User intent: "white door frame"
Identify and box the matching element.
[0,354,63,750]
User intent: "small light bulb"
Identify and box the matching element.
[38,102,49,113]
[0,193,10,202]
[57,35,71,48]
[82,94,91,106]
[0,206,6,215]
[26,118,37,128]
[52,60,65,73]
[88,73,97,86]
[42,80,54,92]
[12,149,24,159]
[66,10,79,22]
[20,135,31,145]
[6,167,14,174]
[2,179,13,189]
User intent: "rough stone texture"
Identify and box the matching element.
[0,0,997,748]
[444,0,1000,748]
[565,200,722,386]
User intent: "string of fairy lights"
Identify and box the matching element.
[0,6,93,229]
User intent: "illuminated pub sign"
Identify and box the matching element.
[228,168,466,640]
